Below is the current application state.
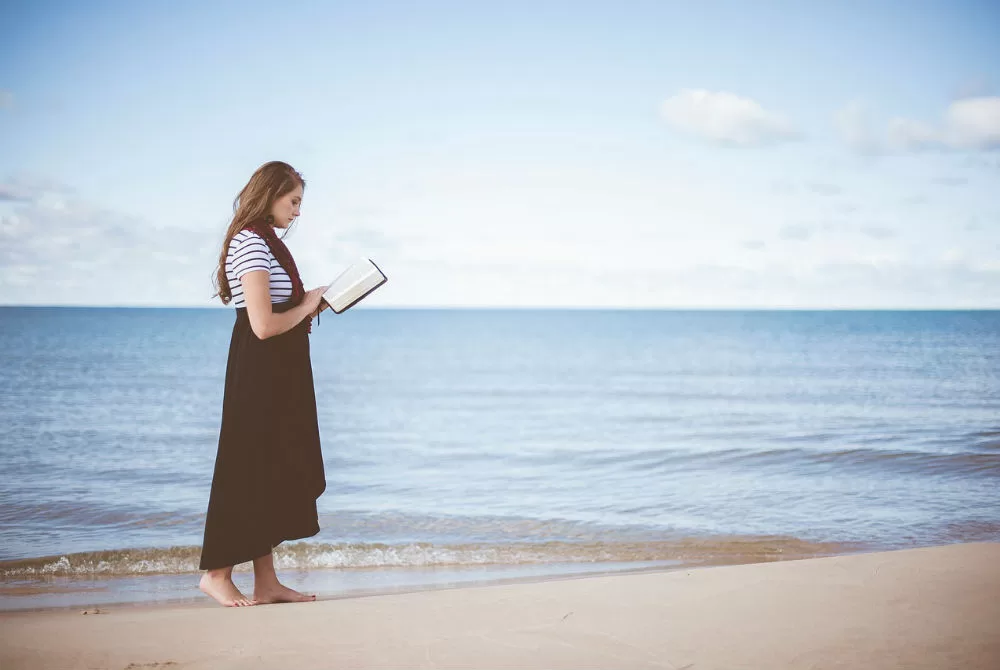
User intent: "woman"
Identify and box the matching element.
[199,161,330,607]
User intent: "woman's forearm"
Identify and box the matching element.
[256,303,314,339]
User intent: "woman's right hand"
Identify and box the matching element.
[302,287,326,315]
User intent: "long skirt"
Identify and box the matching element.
[198,301,327,570]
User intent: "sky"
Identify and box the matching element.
[1,0,998,308]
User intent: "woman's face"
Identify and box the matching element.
[270,184,303,229]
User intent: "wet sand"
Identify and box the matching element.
[1,541,997,669]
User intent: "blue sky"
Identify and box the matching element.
[1,0,998,307]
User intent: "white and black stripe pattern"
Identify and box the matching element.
[225,230,294,307]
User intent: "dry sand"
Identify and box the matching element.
[1,541,998,669]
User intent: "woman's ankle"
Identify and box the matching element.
[203,568,233,580]
[253,573,282,588]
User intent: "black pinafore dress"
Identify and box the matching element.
[199,299,327,570]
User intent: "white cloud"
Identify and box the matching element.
[930,176,967,187]
[940,248,965,264]
[944,97,1000,149]
[0,175,75,202]
[834,101,881,154]
[805,182,842,196]
[887,117,940,151]
[778,224,814,241]
[2,158,996,308]
[659,89,799,146]
[0,178,219,305]
[838,96,1000,153]
[859,225,896,240]
[459,259,1000,308]
[0,174,407,306]
[0,184,35,202]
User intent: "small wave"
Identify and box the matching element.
[0,535,863,578]
[932,519,1000,543]
[688,445,1000,477]
[970,429,1000,451]
[0,503,202,529]
[979,439,1000,452]
[808,448,1000,473]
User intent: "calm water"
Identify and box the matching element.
[1,307,998,608]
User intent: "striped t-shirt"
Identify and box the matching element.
[226,230,294,307]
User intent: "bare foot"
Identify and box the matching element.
[199,572,257,607]
[253,582,317,604]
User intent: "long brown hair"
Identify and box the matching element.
[212,161,306,304]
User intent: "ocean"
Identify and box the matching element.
[1,307,998,611]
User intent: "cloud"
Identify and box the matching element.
[0,173,407,305]
[778,224,814,241]
[834,101,881,155]
[770,179,797,194]
[944,97,1000,149]
[859,225,896,239]
[930,176,967,187]
[838,97,1000,153]
[886,117,940,151]
[801,260,999,306]
[659,89,799,146]
[0,184,35,202]
[0,176,217,305]
[581,259,1000,308]
[0,175,74,202]
[741,239,766,250]
[962,155,1000,171]
[805,182,842,196]
[770,181,844,198]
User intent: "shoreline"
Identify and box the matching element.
[0,534,875,613]
[1,559,687,615]
[2,541,997,669]
[0,537,876,613]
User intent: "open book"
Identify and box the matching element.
[320,258,388,314]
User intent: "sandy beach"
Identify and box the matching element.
[1,541,997,669]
